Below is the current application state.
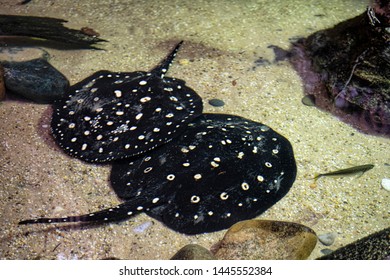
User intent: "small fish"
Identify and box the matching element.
[51,41,203,163]
[314,164,374,181]
[19,114,297,234]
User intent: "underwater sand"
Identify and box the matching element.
[0,0,388,259]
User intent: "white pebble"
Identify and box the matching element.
[318,232,337,246]
[381,178,390,191]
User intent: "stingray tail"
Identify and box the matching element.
[18,201,144,225]
[151,41,184,78]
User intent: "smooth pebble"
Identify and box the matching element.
[320,249,334,255]
[301,95,316,107]
[381,178,390,191]
[170,244,215,260]
[318,232,337,246]
[208,98,225,107]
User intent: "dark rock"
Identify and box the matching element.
[320,248,334,255]
[208,98,225,107]
[213,219,317,260]
[0,47,49,62]
[170,244,215,260]
[317,227,390,260]
[2,58,69,103]
[290,6,390,137]
[301,95,316,107]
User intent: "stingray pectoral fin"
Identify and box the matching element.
[18,201,145,225]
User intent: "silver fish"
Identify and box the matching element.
[314,164,374,181]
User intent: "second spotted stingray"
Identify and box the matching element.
[51,41,203,163]
[20,114,296,234]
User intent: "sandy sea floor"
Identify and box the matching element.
[0,0,389,260]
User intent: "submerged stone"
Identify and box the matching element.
[290,6,390,137]
[301,95,316,107]
[381,178,390,191]
[213,219,317,260]
[1,58,69,103]
[170,244,215,260]
[0,47,49,62]
[208,98,225,107]
[318,232,337,246]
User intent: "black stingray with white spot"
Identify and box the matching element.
[51,41,203,163]
[20,114,297,234]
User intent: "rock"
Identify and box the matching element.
[381,178,390,191]
[301,95,316,107]
[320,248,334,256]
[0,47,49,62]
[318,232,337,246]
[2,58,69,103]
[290,8,390,137]
[208,98,225,107]
[170,244,216,260]
[213,219,317,260]
[317,227,390,260]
